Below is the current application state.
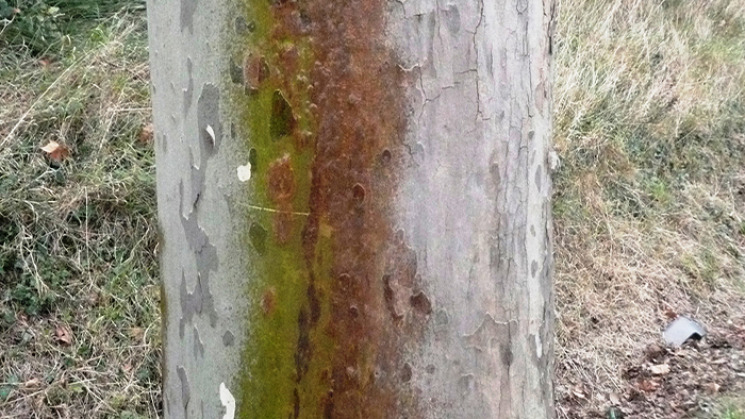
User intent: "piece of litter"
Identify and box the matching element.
[237,163,252,182]
[663,316,706,347]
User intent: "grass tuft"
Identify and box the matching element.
[0,8,159,418]
[553,0,745,410]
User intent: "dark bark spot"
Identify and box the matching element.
[279,45,300,73]
[273,212,293,245]
[322,390,334,418]
[197,84,221,152]
[352,183,366,204]
[267,155,297,203]
[260,287,276,316]
[307,283,321,325]
[293,389,300,418]
[410,291,432,315]
[535,164,543,192]
[380,149,392,165]
[229,57,244,85]
[400,363,412,383]
[500,343,514,366]
[248,148,258,173]
[249,222,268,254]
[222,331,235,347]
[270,90,296,140]
[234,16,252,34]
[243,54,269,92]
[295,308,312,381]
[192,325,205,358]
[383,275,403,321]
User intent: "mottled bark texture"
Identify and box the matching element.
[148,0,555,417]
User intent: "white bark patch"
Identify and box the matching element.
[548,150,561,172]
[236,162,252,182]
[219,382,236,419]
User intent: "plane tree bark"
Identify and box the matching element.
[147,0,555,417]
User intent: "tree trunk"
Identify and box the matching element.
[147,0,555,417]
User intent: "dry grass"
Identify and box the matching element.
[552,0,745,414]
[0,12,159,419]
[1,0,744,417]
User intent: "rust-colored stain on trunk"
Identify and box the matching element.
[232,0,430,417]
[295,0,427,416]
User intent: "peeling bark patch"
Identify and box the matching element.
[193,325,205,358]
[464,314,509,351]
[180,0,197,33]
[177,366,190,409]
[183,58,193,116]
[197,84,222,153]
[445,5,461,34]
[177,83,221,365]
[458,374,476,395]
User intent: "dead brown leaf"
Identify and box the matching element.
[122,362,133,374]
[649,364,671,375]
[638,379,660,392]
[129,327,144,340]
[704,382,721,394]
[24,378,41,388]
[138,123,154,144]
[54,325,73,345]
[41,141,70,162]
